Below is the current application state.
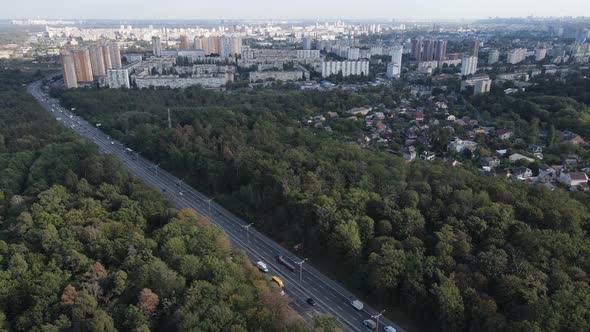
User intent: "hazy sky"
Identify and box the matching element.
[4,0,590,20]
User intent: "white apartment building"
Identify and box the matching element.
[461,56,478,75]
[107,69,130,88]
[507,48,528,64]
[535,46,547,61]
[297,49,320,59]
[321,60,369,78]
[391,45,403,66]
[488,49,500,64]
[386,63,401,78]
[474,78,492,95]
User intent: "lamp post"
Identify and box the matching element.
[296,258,308,283]
[242,223,254,243]
[206,198,214,219]
[372,310,386,331]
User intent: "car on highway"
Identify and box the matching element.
[351,299,364,310]
[256,261,269,273]
[306,298,316,306]
[363,319,377,330]
[179,191,184,196]
[271,276,284,288]
[383,326,397,332]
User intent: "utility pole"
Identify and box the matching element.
[167,108,171,129]
[372,310,386,331]
[242,223,253,243]
[295,258,308,283]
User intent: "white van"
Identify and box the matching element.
[363,319,376,330]
[351,299,364,310]
[256,261,269,273]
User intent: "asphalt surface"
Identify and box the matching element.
[28,80,405,332]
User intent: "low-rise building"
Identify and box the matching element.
[249,70,303,82]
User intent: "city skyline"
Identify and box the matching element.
[3,0,590,21]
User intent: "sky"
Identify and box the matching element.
[4,0,590,20]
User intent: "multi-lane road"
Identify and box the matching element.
[28,79,404,332]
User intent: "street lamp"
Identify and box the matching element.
[206,198,214,219]
[242,223,254,243]
[295,258,308,283]
[372,310,386,331]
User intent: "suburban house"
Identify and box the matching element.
[509,153,534,163]
[563,130,586,146]
[538,164,557,181]
[558,171,589,187]
[449,138,478,153]
[496,129,514,140]
[513,166,533,180]
[347,107,371,116]
[420,151,436,161]
[403,146,417,162]
[480,156,501,168]
[527,144,543,153]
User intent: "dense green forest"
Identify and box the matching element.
[54,83,590,331]
[0,69,312,331]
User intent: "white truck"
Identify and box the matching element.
[256,261,269,273]
[350,299,364,310]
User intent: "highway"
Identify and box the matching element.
[28,79,404,332]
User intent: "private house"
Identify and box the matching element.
[496,129,514,140]
[513,166,533,180]
[538,164,557,181]
[509,153,534,163]
[480,156,501,168]
[420,151,436,161]
[559,172,589,187]
[527,144,543,153]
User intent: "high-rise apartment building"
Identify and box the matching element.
[386,63,401,78]
[152,36,162,57]
[60,50,78,89]
[109,43,122,68]
[391,45,403,66]
[89,46,106,77]
[72,49,93,83]
[469,39,480,57]
[488,49,500,64]
[194,36,203,50]
[422,39,435,61]
[507,48,527,64]
[107,69,130,89]
[411,37,423,60]
[535,45,547,61]
[461,56,478,75]
[474,78,492,95]
[180,35,190,50]
[302,37,312,50]
[202,37,220,55]
[101,45,112,70]
[219,37,242,57]
[434,40,447,62]
[321,60,370,78]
